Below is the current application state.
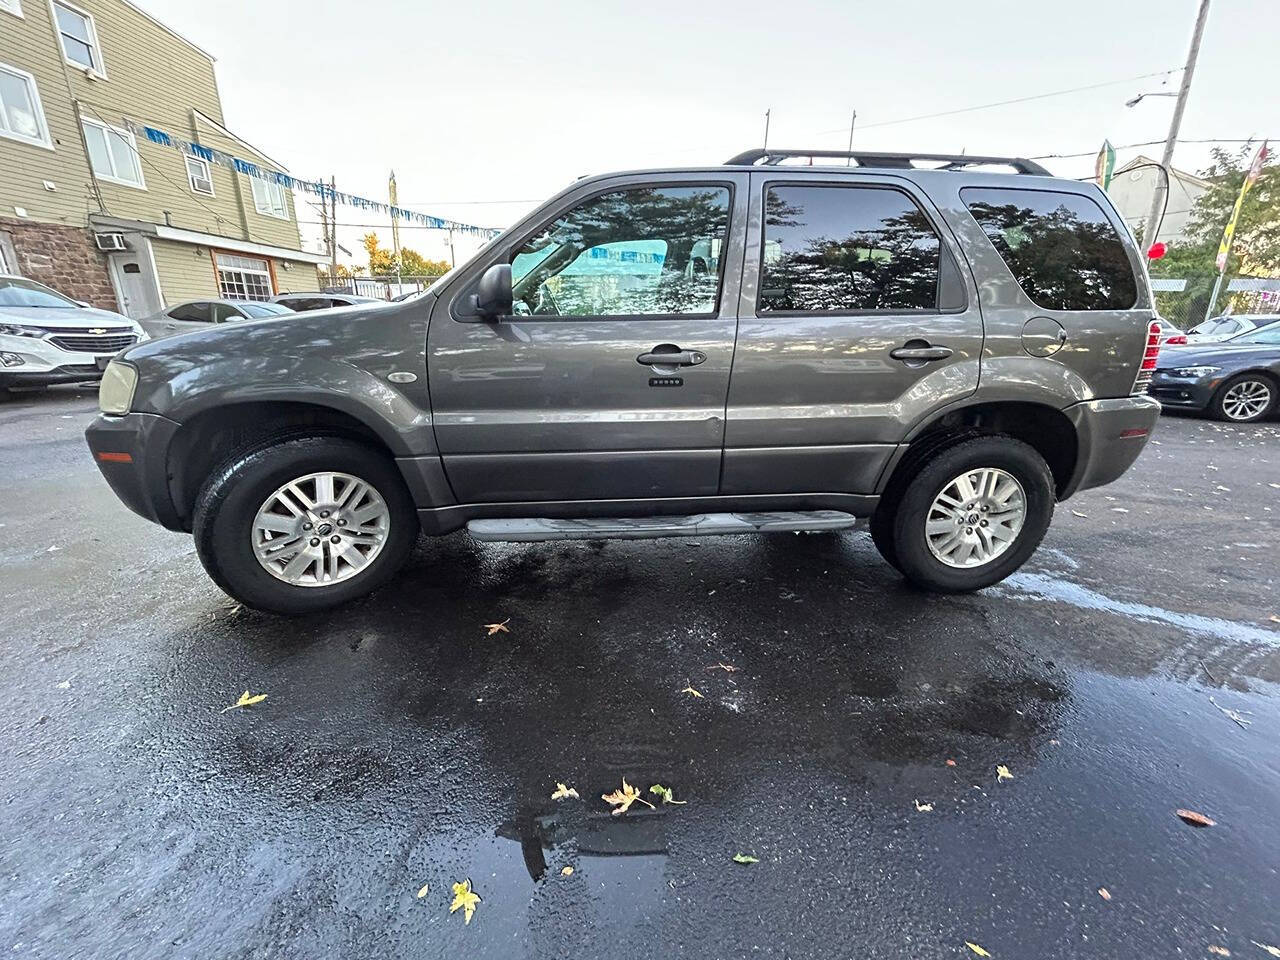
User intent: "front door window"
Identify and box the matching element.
[508,185,731,318]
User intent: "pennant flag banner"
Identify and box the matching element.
[1215,140,1269,272]
[127,120,501,239]
[1094,139,1115,190]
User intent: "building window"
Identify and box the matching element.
[251,178,289,219]
[82,118,144,188]
[0,0,23,18]
[53,1,105,75]
[0,62,52,148]
[216,253,274,300]
[185,155,214,196]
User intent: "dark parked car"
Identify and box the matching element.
[138,299,293,340]
[270,292,383,311]
[1149,323,1280,422]
[86,148,1160,613]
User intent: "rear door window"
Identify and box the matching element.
[962,187,1138,311]
[759,184,941,313]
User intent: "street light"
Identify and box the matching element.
[1125,91,1178,108]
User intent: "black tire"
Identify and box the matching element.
[1209,373,1277,423]
[881,435,1054,593]
[193,436,419,614]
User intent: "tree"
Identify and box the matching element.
[361,233,450,277]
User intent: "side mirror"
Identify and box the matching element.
[473,263,512,320]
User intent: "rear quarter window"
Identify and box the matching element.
[962,187,1138,311]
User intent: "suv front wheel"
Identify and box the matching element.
[874,435,1054,593]
[193,436,419,614]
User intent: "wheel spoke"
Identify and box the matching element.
[281,548,315,582]
[256,513,297,534]
[313,473,335,505]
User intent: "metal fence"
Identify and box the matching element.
[1151,275,1280,330]
[319,274,446,301]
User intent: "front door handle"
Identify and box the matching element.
[890,343,954,362]
[637,347,707,367]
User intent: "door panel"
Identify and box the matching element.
[428,174,749,504]
[724,172,985,494]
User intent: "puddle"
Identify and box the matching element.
[1000,572,1280,646]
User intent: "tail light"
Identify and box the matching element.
[1165,334,1187,345]
[1132,320,1162,395]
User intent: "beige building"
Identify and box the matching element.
[1105,155,1212,246]
[0,0,324,317]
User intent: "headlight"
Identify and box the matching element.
[0,323,49,338]
[98,360,138,415]
[1170,365,1220,378]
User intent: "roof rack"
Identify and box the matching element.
[724,148,1050,176]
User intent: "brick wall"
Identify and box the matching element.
[0,218,118,311]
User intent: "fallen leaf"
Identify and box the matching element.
[996,765,1013,782]
[56,679,71,690]
[650,784,688,805]
[602,778,655,816]
[914,799,933,812]
[966,942,991,957]
[680,684,705,699]
[1111,507,1130,514]
[416,883,429,898]
[483,618,510,636]
[731,853,759,864]
[1208,947,1230,957]
[1071,510,1088,518]
[551,782,580,801]
[706,662,739,673]
[560,866,574,877]
[945,759,957,767]
[1176,808,1216,828]
[1251,941,1280,958]
[449,879,481,925]
[221,690,267,713]
[1098,887,1111,901]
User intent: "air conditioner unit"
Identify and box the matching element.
[95,233,127,252]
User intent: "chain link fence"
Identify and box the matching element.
[1152,275,1280,330]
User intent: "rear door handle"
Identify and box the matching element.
[637,348,707,367]
[890,344,954,362]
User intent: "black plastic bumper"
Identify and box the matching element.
[0,366,104,387]
[84,412,185,531]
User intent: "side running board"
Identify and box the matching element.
[466,511,856,543]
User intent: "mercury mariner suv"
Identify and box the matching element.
[85,149,1161,614]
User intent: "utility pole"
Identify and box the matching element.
[388,170,401,262]
[329,176,339,290]
[1144,0,1212,250]
[762,108,771,151]
[846,109,857,165]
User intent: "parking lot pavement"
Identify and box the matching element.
[1,388,1278,960]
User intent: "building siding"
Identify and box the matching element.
[150,238,321,305]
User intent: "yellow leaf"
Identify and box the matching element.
[914,799,933,812]
[416,883,429,898]
[680,685,705,699]
[966,942,991,957]
[221,690,267,713]
[449,879,481,925]
[550,782,579,801]
[560,866,574,877]
[996,765,1013,782]
[602,777,655,816]
[483,618,510,636]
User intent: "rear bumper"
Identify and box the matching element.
[84,412,184,531]
[1061,395,1161,498]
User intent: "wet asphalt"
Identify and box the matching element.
[1,387,1278,960]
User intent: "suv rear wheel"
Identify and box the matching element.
[193,436,419,614]
[873,435,1054,592]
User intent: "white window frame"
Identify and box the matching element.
[251,177,289,220]
[215,253,274,301]
[51,0,106,77]
[81,117,145,189]
[0,62,53,149]
[0,0,23,19]
[185,154,214,196]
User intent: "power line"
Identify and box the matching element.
[1032,137,1270,160]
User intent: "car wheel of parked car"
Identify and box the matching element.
[1210,373,1276,423]
[193,437,419,614]
[883,435,1054,593]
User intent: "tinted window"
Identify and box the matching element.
[169,302,211,323]
[760,185,940,312]
[509,184,731,317]
[963,187,1138,311]
[1231,324,1280,344]
[278,297,328,311]
[212,303,243,322]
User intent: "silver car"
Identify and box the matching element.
[1185,313,1279,343]
[139,299,294,340]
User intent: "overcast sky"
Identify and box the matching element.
[141,0,1278,269]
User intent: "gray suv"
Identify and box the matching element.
[85,149,1161,614]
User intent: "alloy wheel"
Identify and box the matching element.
[925,467,1026,569]
[1221,379,1272,421]
[251,471,390,587]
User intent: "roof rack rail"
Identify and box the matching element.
[724,148,1051,176]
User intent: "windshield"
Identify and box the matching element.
[240,302,292,318]
[1227,323,1280,345]
[0,277,78,309]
